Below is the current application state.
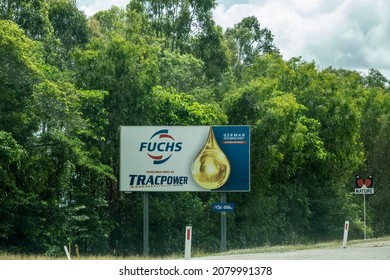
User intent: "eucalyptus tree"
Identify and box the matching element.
[48,0,90,52]
[225,16,279,81]
[128,0,217,52]
[225,16,278,65]
[128,0,229,83]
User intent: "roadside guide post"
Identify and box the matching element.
[342,221,349,248]
[184,226,192,259]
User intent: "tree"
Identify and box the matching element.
[19,79,113,254]
[72,8,162,253]
[224,77,328,245]
[363,68,390,90]
[0,20,43,251]
[89,6,127,37]
[1,19,112,254]
[150,86,227,125]
[226,16,278,65]
[128,0,217,52]
[158,50,205,94]
[0,131,24,246]
[368,111,390,236]
[48,0,90,52]
[359,85,390,237]
[225,16,278,81]
[0,19,41,142]
[0,0,63,65]
[128,0,229,83]
[192,23,229,82]
[0,0,51,40]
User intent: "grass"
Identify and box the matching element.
[1,236,389,260]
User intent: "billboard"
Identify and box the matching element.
[120,126,250,192]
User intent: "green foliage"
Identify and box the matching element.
[0,17,112,253]
[0,20,42,142]
[192,24,230,82]
[158,50,205,93]
[0,0,52,41]
[225,78,329,245]
[1,1,390,256]
[150,86,227,125]
[48,0,90,52]
[129,0,217,52]
[225,16,279,81]
[0,131,23,241]
[362,92,390,236]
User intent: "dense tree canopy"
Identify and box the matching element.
[1,0,389,256]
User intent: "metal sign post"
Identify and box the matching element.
[143,192,149,256]
[221,192,227,252]
[363,193,366,240]
[212,196,235,252]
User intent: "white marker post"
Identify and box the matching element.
[342,221,349,248]
[64,245,71,260]
[184,226,192,260]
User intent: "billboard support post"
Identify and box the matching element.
[221,192,227,252]
[143,192,149,256]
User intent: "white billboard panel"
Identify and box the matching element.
[120,126,250,192]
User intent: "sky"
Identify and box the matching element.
[76,0,390,79]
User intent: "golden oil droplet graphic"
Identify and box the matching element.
[191,127,231,189]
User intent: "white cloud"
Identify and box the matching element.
[214,0,390,78]
[79,0,128,17]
